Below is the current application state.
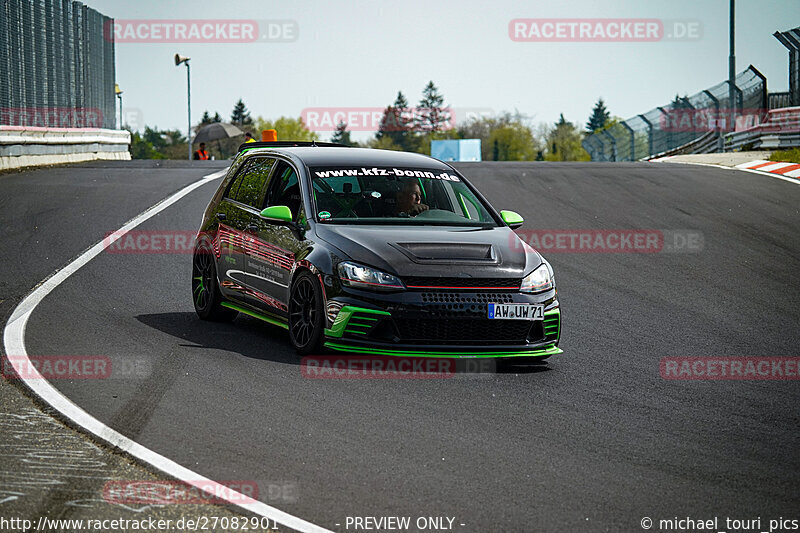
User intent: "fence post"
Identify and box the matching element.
[621,121,635,161]
[638,114,653,159]
[601,130,617,162]
[703,89,723,152]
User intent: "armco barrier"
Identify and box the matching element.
[725,106,800,151]
[0,126,131,170]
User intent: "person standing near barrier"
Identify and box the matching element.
[193,142,209,160]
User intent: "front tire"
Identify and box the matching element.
[192,239,237,322]
[288,271,325,354]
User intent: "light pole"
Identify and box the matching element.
[728,0,736,139]
[174,54,191,160]
[114,84,123,129]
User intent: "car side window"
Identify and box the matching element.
[263,162,302,221]
[223,160,251,200]
[230,158,275,208]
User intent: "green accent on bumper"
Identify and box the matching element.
[221,302,289,330]
[543,308,561,340]
[323,342,563,359]
[324,306,391,338]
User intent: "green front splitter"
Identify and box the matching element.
[323,341,563,358]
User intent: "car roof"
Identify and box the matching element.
[243,146,455,169]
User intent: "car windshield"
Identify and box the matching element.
[309,166,499,226]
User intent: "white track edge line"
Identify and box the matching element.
[654,160,800,186]
[3,168,333,533]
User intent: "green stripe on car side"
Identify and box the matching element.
[221,302,289,330]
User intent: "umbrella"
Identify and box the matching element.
[192,122,244,144]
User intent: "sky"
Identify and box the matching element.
[82,0,799,140]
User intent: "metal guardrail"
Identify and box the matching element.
[725,106,800,151]
[769,92,792,110]
[0,125,131,170]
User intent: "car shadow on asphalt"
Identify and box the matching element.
[135,311,300,365]
[135,312,554,375]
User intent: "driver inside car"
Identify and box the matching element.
[394,179,429,217]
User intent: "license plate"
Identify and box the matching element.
[488,303,543,320]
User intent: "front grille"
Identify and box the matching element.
[393,318,533,344]
[403,277,521,290]
[421,292,513,304]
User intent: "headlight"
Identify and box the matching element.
[337,261,405,291]
[520,262,554,293]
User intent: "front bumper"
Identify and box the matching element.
[323,288,562,358]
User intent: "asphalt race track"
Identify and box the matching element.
[6,160,800,532]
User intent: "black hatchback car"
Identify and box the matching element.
[192,142,561,358]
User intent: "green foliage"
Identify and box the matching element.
[670,94,693,109]
[544,114,591,161]
[377,91,417,151]
[415,81,451,133]
[770,147,800,164]
[331,121,355,146]
[254,116,319,141]
[365,135,404,151]
[231,99,252,126]
[374,83,453,154]
[129,130,164,159]
[199,111,222,129]
[586,98,610,132]
[128,126,191,159]
[488,122,538,161]
[457,112,543,161]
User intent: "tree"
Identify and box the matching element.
[131,126,187,159]
[143,125,168,151]
[129,130,164,159]
[196,111,221,133]
[331,121,355,146]
[365,135,403,151]
[376,91,417,151]
[488,122,538,161]
[415,81,451,133]
[457,112,543,161]
[545,114,591,161]
[231,99,252,126]
[254,116,319,141]
[586,98,610,132]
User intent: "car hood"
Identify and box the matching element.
[314,224,541,279]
